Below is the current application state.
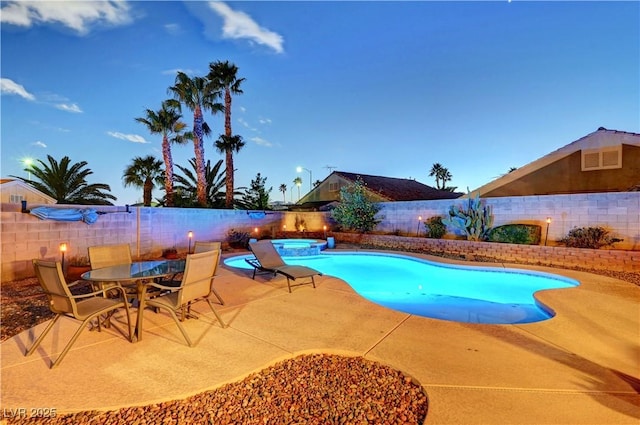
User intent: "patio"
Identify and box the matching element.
[1,250,639,424]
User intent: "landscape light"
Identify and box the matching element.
[59,243,67,270]
[187,231,193,254]
[545,217,552,246]
[417,216,423,236]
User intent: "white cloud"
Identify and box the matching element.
[0,78,35,100]
[162,68,199,76]
[108,131,149,144]
[55,103,83,113]
[208,1,284,54]
[259,117,272,125]
[32,141,47,148]
[251,136,272,147]
[164,23,181,35]
[0,0,133,35]
[239,106,247,113]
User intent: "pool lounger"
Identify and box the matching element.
[247,240,323,292]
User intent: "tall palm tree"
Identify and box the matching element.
[214,134,245,206]
[293,176,303,202]
[122,155,164,206]
[135,100,189,207]
[279,183,287,203]
[10,155,115,205]
[173,158,227,208]
[207,61,245,207]
[168,71,222,207]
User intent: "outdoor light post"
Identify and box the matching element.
[296,166,312,193]
[187,231,193,254]
[59,242,67,271]
[416,216,423,236]
[23,158,33,181]
[545,217,552,246]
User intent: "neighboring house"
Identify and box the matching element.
[472,128,640,198]
[0,179,57,206]
[294,171,462,211]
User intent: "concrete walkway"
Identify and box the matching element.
[2,251,639,424]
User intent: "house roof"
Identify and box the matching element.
[0,178,57,204]
[470,127,640,197]
[334,171,462,201]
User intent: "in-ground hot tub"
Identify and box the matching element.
[269,238,327,256]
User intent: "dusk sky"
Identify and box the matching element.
[1,1,638,205]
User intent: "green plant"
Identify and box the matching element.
[442,191,493,241]
[486,224,541,245]
[557,226,623,249]
[226,228,250,247]
[423,216,446,239]
[331,177,383,233]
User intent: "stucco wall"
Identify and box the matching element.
[1,191,638,281]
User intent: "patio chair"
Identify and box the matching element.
[88,243,135,296]
[144,250,226,346]
[193,241,222,253]
[167,241,224,305]
[247,240,322,293]
[26,259,133,368]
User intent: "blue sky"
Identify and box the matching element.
[2,1,639,205]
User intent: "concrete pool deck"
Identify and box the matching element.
[1,250,639,424]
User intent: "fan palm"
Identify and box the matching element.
[207,61,245,208]
[122,155,164,206]
[10,155,115,205]
[293,176,303,202]
[429,163,452,190]
[168,72,223,207]
[279,184,287,203]
[135,100,189,207]
[214,134,246,206]
[173,158,227,208]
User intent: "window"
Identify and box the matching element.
[581,145,622,171]
[329,182,339,191]
[10,194,24,203]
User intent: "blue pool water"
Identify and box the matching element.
[224,252,579,324]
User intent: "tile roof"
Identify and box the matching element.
[335,171,462,201]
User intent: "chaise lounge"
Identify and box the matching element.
[246,240,322,292]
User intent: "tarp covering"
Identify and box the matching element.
[30,207,99,224]
[247,211,266,219]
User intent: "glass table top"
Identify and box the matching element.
[81,260,186,281]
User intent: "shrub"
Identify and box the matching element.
[423,216,446,239]
[227,228,250,248]
[331,177,383,233]
[486,224,541,245]
[557,226,623,249]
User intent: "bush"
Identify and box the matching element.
[486,224,541,245]
[331,177,383,233]
[423,216,446,239]
[557,226,623,249]
[227,228,251,248]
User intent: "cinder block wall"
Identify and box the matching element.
[1,192,638,280]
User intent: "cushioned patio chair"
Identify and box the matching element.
[247,240,322,293]
[143,250,226,346]
[26,259,133,368]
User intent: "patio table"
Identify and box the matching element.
[81,260,185,342]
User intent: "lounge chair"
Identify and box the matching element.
[27,259,133,368]
[144,250,226,346]
[247,240,322,292]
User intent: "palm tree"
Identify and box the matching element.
[135,100,189,207]
[173,158,227,208]
[429,163,452,190]
[293,176,303,202]
[207,61,245,208]
[279,183,287,203]
[10,155,116,205]
[122,155,164,206]
[168,71,222,207]
[214,134,246,206]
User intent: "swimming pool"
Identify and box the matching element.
[224,251,579,324]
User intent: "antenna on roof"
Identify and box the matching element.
[324,165,337,173]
